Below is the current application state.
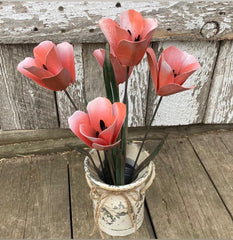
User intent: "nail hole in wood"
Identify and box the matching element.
[33,27,38,31]
[115,2,121,7]
[58,6,64,11]
[89,28,94,33]
[219,11,225,15]
[61,29,66,33]
[167,28,171,32]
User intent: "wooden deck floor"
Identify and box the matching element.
[0,126,233,239]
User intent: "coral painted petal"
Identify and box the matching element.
[92,139,121,151]
[110,54,133,84]
[93,49,105,67]
[146,48,158,92]
[68,111,93,147]
[181,51,199,67]
[158,57,174,88]
[174,70,197,86]
[120,9,144,40]
[33,41,55,64]
[99,118,116,144]
[99,18,119,54]
[41,68,74,91]
[181,61,201,74]
[140,18,158,40]
[57,42,75,83]
[45,46,63,75]
[112,102,126,142]
[117,39,148,66]
[157,84,195,96]
[80,124,107,145]
[24,66,54,79]
[17,58,47,88]
[162,46,184,73]
[87,97,113,132]
[115,25,132,44]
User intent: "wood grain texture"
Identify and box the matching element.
[146,41,219,126]
[145,138,233,238]
[2,125,233,158]
[204,40,233,123]
[119,55,150,126]
[0,44,58,130]
[68,151,155,239]
[57,44,86,128]
[190,131,233,215]
[0,153,70,238]
[0,1,233,43]
[82,43,106,102]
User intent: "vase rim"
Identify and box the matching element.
[84,150,155,191]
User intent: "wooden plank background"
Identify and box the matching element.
[0,1,233,130]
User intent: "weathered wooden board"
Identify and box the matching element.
[57,44,86,128]
[146,41,219,126]
[145,138,233,238]
[0,44,58,130]
[190,131,233,215]
[204,40,233,124]
[68,151,155,239]
[0,1,233,44]
[119,54,150,127]
[2,125,233,158]
[0,153,71,238]
[82,43,106,102]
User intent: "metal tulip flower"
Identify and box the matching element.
[146,46,201,96]
[17,41,75,91]
[68,97,126,151]
[99,9,158,66]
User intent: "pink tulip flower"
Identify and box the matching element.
[93,48,133,84]
[146,46,201,96]
[68,97,126,150]
[17,41,75,91]
[99,9,158,66]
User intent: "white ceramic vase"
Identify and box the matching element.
[84,142,155,237]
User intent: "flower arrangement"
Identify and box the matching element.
[17,9,200,236]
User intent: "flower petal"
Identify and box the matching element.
[158,56,174,88]
[174,70,198,86]
[87,97,114,132]
[93,49,105,67]
[140,18,158,40]
[99,117,116,144]
[33,41,55,64]
[110,54,133,84]
[112,102,126,142]
[57,42,75,83]
[117,39,148,66]
[45,46,63,75]
[180,51,200,69]
[181,61,201,74]
[114,25,131,47]
[68,111,93,147]
[157,84,196,96]
[80,124,107,145]
[120,9,144,40]
[41,68,74,91]
[17,57,47,88]
[92,139,121,151]
[161,46,184,74]
[99,18,119,54]
[146,48,158,92]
